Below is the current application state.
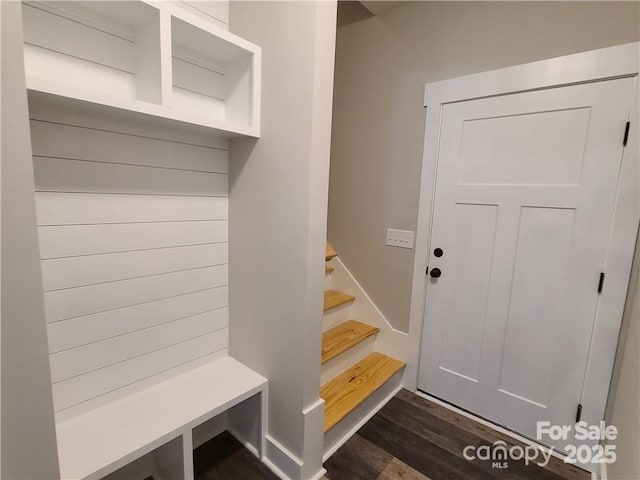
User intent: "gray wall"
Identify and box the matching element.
[607,232,640,480]
[228,2,336,478]
[1,2,60,478]
[328,1,640,332]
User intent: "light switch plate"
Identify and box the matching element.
[386,229,415,249]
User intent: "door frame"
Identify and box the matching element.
[405,42,639,440]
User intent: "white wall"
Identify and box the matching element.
[228,2,336,478]
[1,3,60,477]
[329,1,640,332]
[175,1,229,30]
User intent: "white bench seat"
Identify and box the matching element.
[55,356,267,479]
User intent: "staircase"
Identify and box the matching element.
[320,243,405,459]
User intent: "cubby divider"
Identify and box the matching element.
[21,0,260,137]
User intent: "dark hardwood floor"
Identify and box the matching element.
[195,389,590,480]
[194,431,278,480]
[325,389,589,480]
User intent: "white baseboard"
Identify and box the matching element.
[263,456,292,480]
[262,457,326,480]
[228,426,260,459]
[596,461,607,480]
[264,434,304,480]
[263,432,328,480]
[301,398,326,480]
[310,468,328,480]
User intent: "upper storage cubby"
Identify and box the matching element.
[22,2,163,104]
[171,16,254,130]
[21,1,261,137]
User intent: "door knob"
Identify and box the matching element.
[429,267,442,278]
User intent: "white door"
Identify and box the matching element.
[418,77,636,451]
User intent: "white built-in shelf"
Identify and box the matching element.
[56,356,267,480]
[21,1,261,137]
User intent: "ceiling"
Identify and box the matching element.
[337,1,406,27]
[359,1,405,16]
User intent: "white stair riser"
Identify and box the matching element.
[324,260,337,289]
[320,335,376,385]
[323,302,355,331]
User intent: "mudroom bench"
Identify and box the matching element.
[55,356,267,480]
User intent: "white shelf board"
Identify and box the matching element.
[55,356,267,480]
[163,1,259,56]
[26,77,259,138]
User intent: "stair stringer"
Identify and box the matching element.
[325,257,409,364]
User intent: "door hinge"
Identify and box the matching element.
[598,272,605,294]
[576,404,583,423]
[623,121,630,146]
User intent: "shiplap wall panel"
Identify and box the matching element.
[30,94,230,413]
[53,329,229,412]
[33,157,227,196]
[42,243,228,291]
[172,88,225,120]
[47,287,228,353]
[50,308,228,382]
[173,57,226,100]
[36,193,227,225]
[39,221,227,259]
[22,3,134,72]
[24,44,136,99]
[44,265,227,323]
[30,120,228,173]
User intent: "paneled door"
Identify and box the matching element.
[418,77,636,451]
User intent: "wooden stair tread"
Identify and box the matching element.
[321,352,405,432]
[321,320,379,364]
[326,242,337,261]
[325,266,334,274]
[324,290,355,311]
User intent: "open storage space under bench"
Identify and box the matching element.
[56,356,267,480]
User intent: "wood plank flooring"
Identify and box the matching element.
[325,389,590,480]
[194,431,278,480]
[194,390,590,480]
